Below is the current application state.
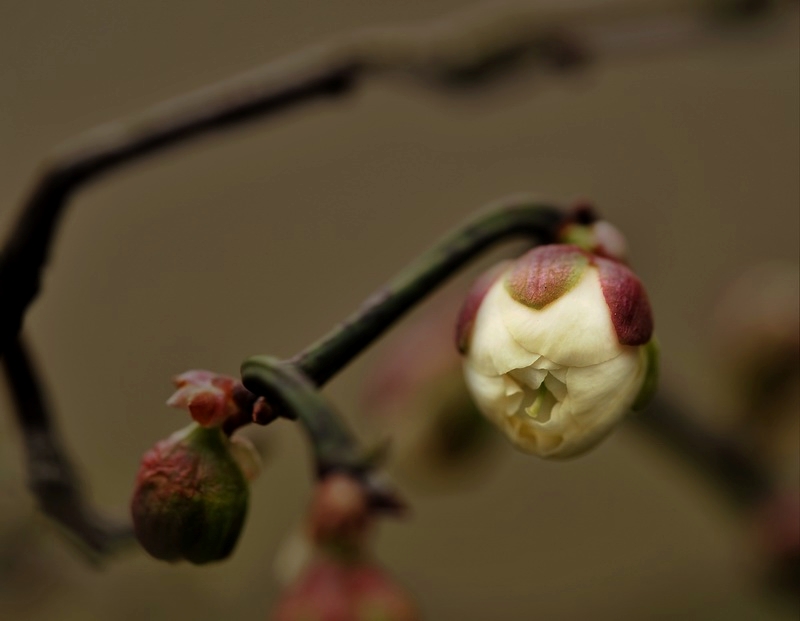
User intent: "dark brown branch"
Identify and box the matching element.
[633,394,773,506]
[1,336,133,557]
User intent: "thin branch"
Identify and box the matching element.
[1,336,133,558]
[292,199,563,385]
[241,355,405,513]
[634,395,773,506]
[243,201,561,461]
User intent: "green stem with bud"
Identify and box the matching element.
[292,200,563,386]
[242,200,565,472]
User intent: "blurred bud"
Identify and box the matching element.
[308,474,371,553]
[712,262,800,481]
[130,423,249,564]
[271,556,420,621]
[167,370,249,427]
[458,244,657,458]
[273,475,379,587]
[752,488,800,596]
[713,262,800,408]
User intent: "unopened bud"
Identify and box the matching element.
[130,423,249,564]
[458,243,657,458]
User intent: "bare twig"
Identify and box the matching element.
[1,336,133,558]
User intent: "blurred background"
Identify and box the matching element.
[1,1,798,619]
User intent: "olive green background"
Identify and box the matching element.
[1,1,798,619]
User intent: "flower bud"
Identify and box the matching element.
[130,423,249,564]
[167,370,248,427]
[307,474,371,552]
[457,244,657,458]
[271,557,420,621]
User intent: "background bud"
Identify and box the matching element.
[308,474,370,553]
[130,423,249,564]
[558,202,628,261]
[271,556,420,621]
[167,370,247,427]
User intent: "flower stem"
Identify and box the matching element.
[241,200,564,476]
[291,199,564,386]
[240,355,405,511]
[241,356,363,474]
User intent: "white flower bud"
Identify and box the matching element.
[457,245,657,459]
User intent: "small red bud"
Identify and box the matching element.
[308,475,371,551]
[167,370,245,427]
[505,245,589,310]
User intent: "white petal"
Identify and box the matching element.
[508,366,547,391]
[550,348,646,456]
[495,267,623,367]
[463,363,523,422]
[467,282,540,376]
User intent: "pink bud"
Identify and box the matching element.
[307,475,370,550]
[504,245,589,310]
[167,370,245,427]
[271,557,420,621]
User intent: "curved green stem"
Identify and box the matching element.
[241,356,362,474]
[241,200,564,475]
[240,356,404,512]
[292,199,564,386]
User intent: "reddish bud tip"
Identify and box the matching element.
[167,369,246,427]
[505,245,589,310]
[308,474,371,551]
[595,256,654,346]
